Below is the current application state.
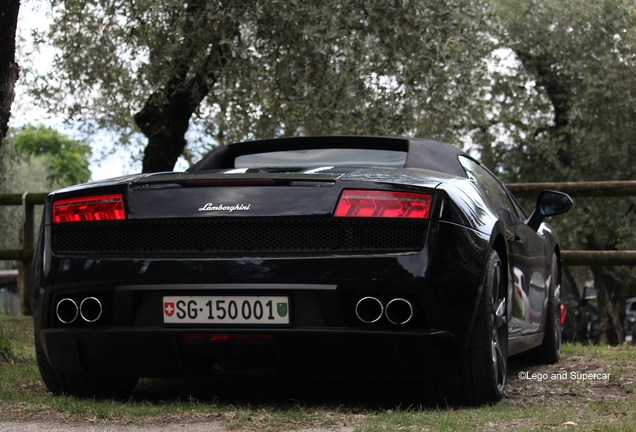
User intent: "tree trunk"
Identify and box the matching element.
[135,78,202,173]
[0,0,20,148]
[586,235,628,344]
[515,50,574,172]
[135,0,236,173]
[590,265,627,344]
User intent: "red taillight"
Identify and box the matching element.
[334,189,432,219]
[52,194,126,223]
[560,303,567,326]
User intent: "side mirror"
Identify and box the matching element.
[526,190,573,231]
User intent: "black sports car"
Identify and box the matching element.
[32,136,572,404]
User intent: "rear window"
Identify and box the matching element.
[234,148,407,169]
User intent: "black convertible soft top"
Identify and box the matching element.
[188,136,469,178]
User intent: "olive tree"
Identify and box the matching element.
[31,0,494,171]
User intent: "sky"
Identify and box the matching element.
[11,2,145,181]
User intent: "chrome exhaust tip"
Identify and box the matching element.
[80,297,103,323]
[385,298,414,325]
[355,296,384,324]
[56,298,78,324]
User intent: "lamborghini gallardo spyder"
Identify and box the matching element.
[32,136,572,404]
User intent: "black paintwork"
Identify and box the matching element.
[33,136,568,381]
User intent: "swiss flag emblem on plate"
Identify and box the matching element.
[164,302,175,317]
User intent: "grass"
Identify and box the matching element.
[1,315,635,431]
[0,325,12,362]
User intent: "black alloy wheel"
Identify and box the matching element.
[444,250,508,405]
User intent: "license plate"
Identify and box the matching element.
[163,296,290,324]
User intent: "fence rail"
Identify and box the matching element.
[506,180,636,198]
[562,250,636,266]
[1,182,635,314]
[0,192,49,206]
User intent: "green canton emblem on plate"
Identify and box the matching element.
[277,302,288,318]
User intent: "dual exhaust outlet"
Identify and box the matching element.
[56,297,103,324]
[355,296,414,325]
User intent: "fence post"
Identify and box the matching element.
[17,192,34,315]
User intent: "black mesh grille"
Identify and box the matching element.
[52,217,427,256]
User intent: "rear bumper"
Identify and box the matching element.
[34,230,487,379]
[39,326,462,378]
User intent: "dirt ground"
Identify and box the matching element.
[506,350,635,406]
[1,342,635,431]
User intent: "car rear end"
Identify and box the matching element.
[33,142,486,395]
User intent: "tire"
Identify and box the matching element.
[34,332,62,395]
[442,250,508,405]
[530,253,561,364]
[35,332,138,399]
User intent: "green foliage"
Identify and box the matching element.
[25,1,636,189]
[217,0,493,144]
[8,125,91,186]
[487,0,636,247]
[490,0,636,183]
[32,0,495,159]
[0,125,91,260]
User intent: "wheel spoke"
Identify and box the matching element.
[495,298,507,328]
[493,338,507,386]
[490,264,507,393]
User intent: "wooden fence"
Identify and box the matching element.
[1,182,635,314]
[507,181,636,266]
[0,193,47,314]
